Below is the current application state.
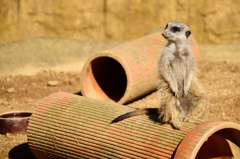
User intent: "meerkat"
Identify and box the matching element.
[111,22,208,130]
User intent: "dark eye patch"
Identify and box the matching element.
[165,24,168,30]
[185,30,191,38]
[170,26,180,33]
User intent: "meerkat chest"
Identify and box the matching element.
[170,50,189,80]
[171,58,187,77]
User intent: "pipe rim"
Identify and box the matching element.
[0,111,32,120]
[175,121,240,159]
[80,52,130,104]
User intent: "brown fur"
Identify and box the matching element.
[111,22,208,129]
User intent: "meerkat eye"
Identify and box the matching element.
[185,30,191,38]
[165,24,168,30]
[170,26,180,33]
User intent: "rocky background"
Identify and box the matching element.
[0,0,239,44]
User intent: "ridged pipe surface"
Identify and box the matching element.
[80,31,199,104]
[27,92,240,159]
[27,92,196,159]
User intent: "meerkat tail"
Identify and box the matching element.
[111,108,158,123]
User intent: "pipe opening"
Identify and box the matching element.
[91,57,127,102]
[0,112,32,119]
[196,128,240,159]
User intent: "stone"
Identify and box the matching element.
[3,101,9,106]
[6,88,14,93]
[69,79,76,85]
[47,80,59,87]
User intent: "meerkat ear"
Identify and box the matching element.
[165,24,168,30]
[185,30,191,38]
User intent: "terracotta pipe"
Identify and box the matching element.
[27,92,240,159]
[80,31,199,104]
[175,121,240,159]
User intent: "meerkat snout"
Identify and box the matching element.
[162,33,166,38]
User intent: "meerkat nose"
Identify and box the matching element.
[162,33,166,38]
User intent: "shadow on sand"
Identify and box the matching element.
[9,143,37,159]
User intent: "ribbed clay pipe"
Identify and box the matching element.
[80,31,199,104]
[27,92,240,159]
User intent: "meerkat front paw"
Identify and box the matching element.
[171,120,182,130]
[173,89,181,98]
[170,85,180,98]
[183,86,189,96]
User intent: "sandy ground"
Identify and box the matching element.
[0,39,239,158]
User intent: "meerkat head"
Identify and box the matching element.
[162,22,191,43]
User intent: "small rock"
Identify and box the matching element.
[222,112,226,116]
[0,99,3,104]
[47,80,59,87]
[62,78,69,84]
[6,87,14,93]
[3,101,9,105]
[69,79,76,85]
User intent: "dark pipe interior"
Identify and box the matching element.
[0,112,32,118]
[91,57,127,102]
[196,128,240,159]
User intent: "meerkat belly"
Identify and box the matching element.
[171,58,186,90]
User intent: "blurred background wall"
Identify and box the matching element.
[0,0,239,44]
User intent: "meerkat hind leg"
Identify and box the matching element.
[186,96,208,124]
[169,100,183,130]
[184,78,208,124]
[159,92,184,130]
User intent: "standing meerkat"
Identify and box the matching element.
[111,22,208,130]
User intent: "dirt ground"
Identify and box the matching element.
[0,41,240,158]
